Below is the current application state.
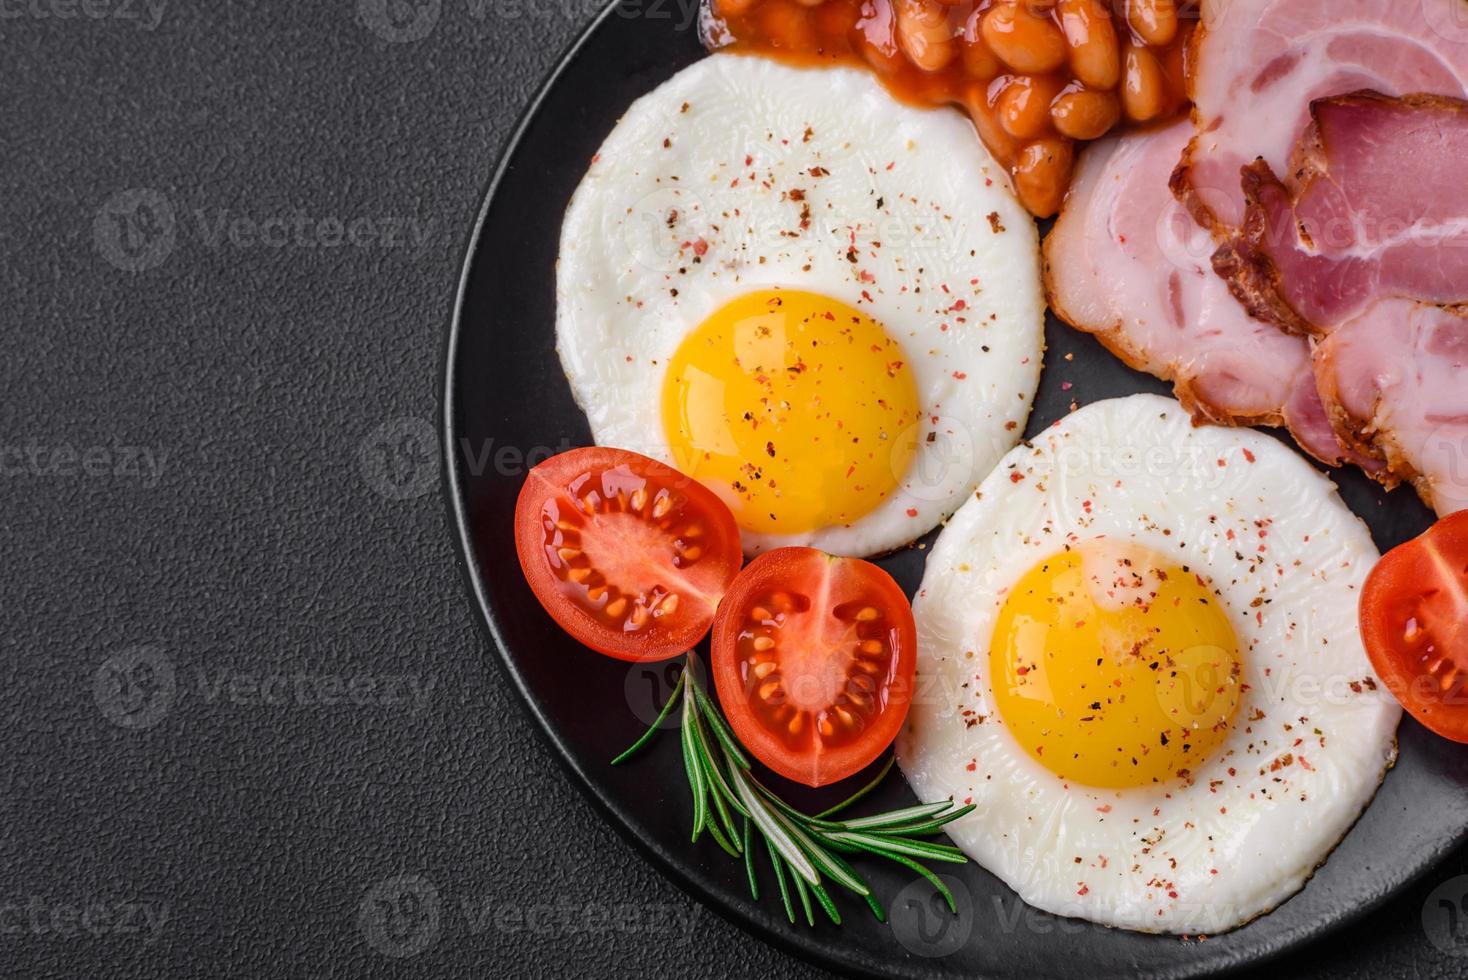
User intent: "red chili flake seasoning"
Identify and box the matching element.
[1243,448,1256,463]
[965,761,977,772]
[1061,382,1073,391]
[1095,805,1112,814]
[691,237,708,257]
[906,508,918,518]
[1077,884,1089,897]
[1009,472,1025,484]
[952,371,968,380]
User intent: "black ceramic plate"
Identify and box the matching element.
[444,4,1468,976]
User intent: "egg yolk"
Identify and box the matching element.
[989,540,1243,789]
[661,289,921,535]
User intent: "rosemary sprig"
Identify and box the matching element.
[614,656,975,926]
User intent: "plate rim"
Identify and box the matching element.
[438,4,1468,977]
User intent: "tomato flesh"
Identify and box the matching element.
[514,448,743,662]
[711,547,916,787]
[1360,510,1468,743]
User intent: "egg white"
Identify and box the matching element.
[555,54,1044,556]
[895,394,1400,934]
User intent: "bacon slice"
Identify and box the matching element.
[1044,119,1353,464]
[1177,0,1468,237]
[1217,94,1468,333]
[1315,300,1468,514]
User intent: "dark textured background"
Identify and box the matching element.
[4,2,1468,977]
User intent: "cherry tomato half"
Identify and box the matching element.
[711,547,917,787]
[1360,510,1468,743]
[514,447,743,662]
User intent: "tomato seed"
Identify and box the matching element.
[652,495,673,519]
[605,597,628,618]
[856,606,879,622]
[754,661,777,679]
[630,488,648,512]
[753,636,775,651]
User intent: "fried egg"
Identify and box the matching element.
[896,394,1400,934]
[556,54,1044,556]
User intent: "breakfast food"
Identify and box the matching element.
[896,395,1399,933]
[711,546,916,786]
[556,54,1044,558]
[1315,302,1468,515]
[703,0,1194,216]
[1046,0,1468,513]
[1043,119,1355,466]
[1176,0,1468,237]
[512,0,1468,946]
[514,447,744,661]
[1220,94,1468,333]
[1361,510,1468,743]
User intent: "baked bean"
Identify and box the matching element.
[1127,0,1179,48]
[757,0,817,49]
[1121,42,1167,122]
[964,83,1023,165]
[961,10,1003,80]
[895,0,958,73]
[1056,0,1120,91]
[996,74,1068,140]
[1013,137,1075,217]
[981,2,1068,75]
[1050,88,1121,139]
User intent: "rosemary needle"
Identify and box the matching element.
[613,654,976,928]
